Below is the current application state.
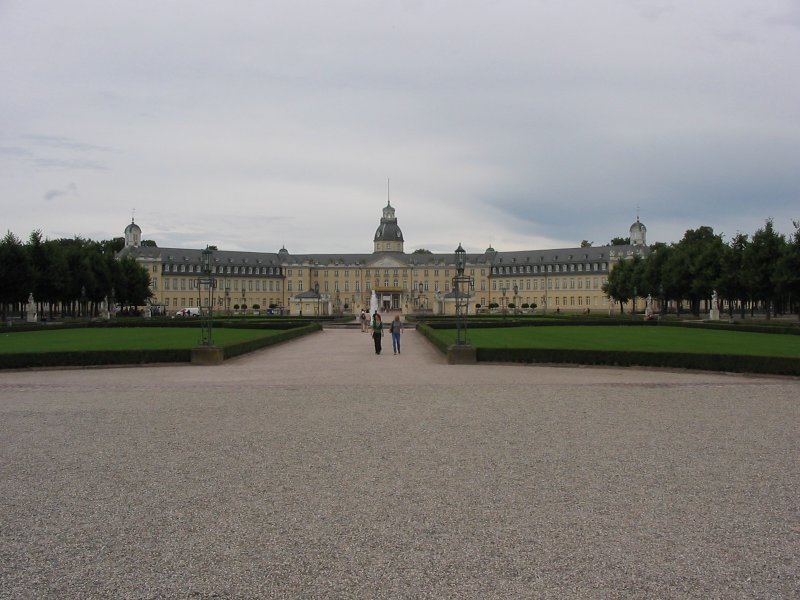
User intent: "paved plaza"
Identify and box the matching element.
[1,328,798,598]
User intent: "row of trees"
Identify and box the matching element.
[604,219,800,318]
[0,231,152,320]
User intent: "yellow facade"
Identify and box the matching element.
[119,204,645,316]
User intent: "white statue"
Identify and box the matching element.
[709,290,720,321]
[100,296,110,320]
[645,294,653,318]
[26,292,37,322]
[369,290,379,316]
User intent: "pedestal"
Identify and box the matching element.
[447,344,477,365]
[709,309,720,321]
[191,345,224,365]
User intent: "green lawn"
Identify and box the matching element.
[432,326,800,357]
[0,328,283,353]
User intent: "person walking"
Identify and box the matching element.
[371,312,384,355]
[390,314,403,354]
[360,309,367,333]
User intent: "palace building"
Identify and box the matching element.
[118,203,648,316]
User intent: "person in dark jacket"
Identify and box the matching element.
[371,312,384,354]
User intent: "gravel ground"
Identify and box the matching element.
[1,328,798,599]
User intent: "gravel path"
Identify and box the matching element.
[1,329,798,599]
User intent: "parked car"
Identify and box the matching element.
[174,307,201,317]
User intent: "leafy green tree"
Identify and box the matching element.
[742,219,785,319]
[412,248,433,254]
[117,256,152,307]
[639,242,671,314]
[716,233,749,318]
[610,237,631,246]
[604,258,636,314]
[0,232,34,319]
[773,221,800,319]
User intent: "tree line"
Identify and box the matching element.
[603,219,800,319]
[0,231,152,321]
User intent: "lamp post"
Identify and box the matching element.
[502,286,507,319]
[197,246,216,346]
[446,243,475,364]
[453,243,472,346]
[314,282,320,317]
[513,284,518,315]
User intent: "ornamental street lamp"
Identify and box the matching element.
[314,282,320,316]
[199,246,216,346]
[452,243,472,346]
[513,284,519,315]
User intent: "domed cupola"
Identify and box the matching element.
[124,219,142,247]
[373,201,404,253]
[630,216,647,246]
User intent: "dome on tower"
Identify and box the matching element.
[629,217,647,246]
[373,201,404,252]
[124,219,142,247]
[374,222,404,242]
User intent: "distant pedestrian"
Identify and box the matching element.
[371,312,384,355]
[360,309,368,332]
[390,315,403,354]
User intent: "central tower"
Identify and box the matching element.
[373,201,404,253]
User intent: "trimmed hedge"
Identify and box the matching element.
[0,324,321,369]
[0,349,191,369]
[223,324,320,359]
[476,347,800,377]
[418,318,800,336]
[416,323,800,376]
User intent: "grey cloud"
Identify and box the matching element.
[21,134,112,153]
[33,157,109,171]
[44,183,78,201]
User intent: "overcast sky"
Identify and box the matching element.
[2,0,798,255]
